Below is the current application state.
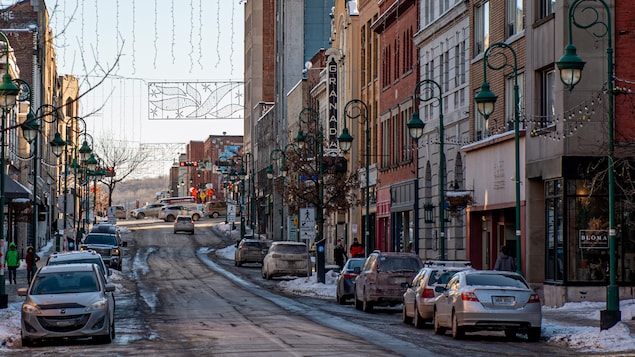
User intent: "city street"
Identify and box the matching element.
[1,219,602,356]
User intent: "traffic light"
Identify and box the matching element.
[179,161,199,167]
[105,167,115,177]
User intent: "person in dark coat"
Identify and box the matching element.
[333,239,347,270]
[494,245,516,272]
[25,246,40,284]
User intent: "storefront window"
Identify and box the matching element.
[545,179,563,281]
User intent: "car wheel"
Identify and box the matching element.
[354,292,362,310]
[212,212,219,218]
[167,215,175,222]
[95,319,114,344]
[414,305,425,329]
[337,293,347,305]
[192,214,200,221]
[190,230,194,235]
[137,213,145,219]
[261,268,267,279]
[505,329,517,339]
[526,327,541,342]
[451,311,464,339]
[433,308,445,335]
[237,260,242,267]
[402,303,413,324]
[362,296,373,312]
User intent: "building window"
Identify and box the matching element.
[545,179,564,282]
[540,0,555,19]
[402,107,412,161]
[505,72,524,131]
[539,68,556,128]
[443,49,450,92]
[474,2,489,56]
[381,117,389,169]
[507,0,523,38]
[361,26,366,86]
[424,0,433,26]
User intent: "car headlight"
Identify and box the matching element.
[22,303,41,314]
[87,299,108,311]
[113,248,120,255]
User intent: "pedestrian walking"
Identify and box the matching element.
[494,245,516,272]
[349,238,365,258]
[5,242,19,284]
[333,239,347,270]
[25,246,40,284]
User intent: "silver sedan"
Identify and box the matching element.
[18,263,116,346]
[433,270,542,341]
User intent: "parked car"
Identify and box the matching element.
[234,238,268,266]
[335,258,366,304]
[433,270,542,341]
[204,201,227,218]
[114,205,127,219]
[130,203,166,219]
[261,241,309,279]
[402,263,472,328]
[80,232,127,271]
[17,263,116,346]
[158,204,203,222]
[173,215,195,234]
[353,250,423,312]
[90,223,121,237]
[46,250,111,282]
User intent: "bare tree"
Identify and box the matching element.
[92,132,150,207]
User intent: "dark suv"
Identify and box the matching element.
[353,250,423,312]
[80,231,127,271]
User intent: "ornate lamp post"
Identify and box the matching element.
[338,99,370,257]
[49,131,67,251]
[267,148,289,240]
[556,0,619,329]
[474,42,522,275]
[0,32,20,308]
[295,107,326,283]
[408,80,446,259]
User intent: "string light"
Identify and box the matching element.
[216,0,221,69]
[132,0,136,74]
[153,0,158,69]
[171,0,176,64]
[95,0,99,60]
[189,0,194,73]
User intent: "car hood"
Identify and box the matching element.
[26,292,103,307]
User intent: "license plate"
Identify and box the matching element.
[492,296,515,305]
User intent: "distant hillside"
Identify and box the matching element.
[111,176,170,210]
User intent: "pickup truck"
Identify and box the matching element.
[80,232,127,271]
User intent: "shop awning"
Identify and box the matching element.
[4,174,32,200]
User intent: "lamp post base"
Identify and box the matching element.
[600,309,621,330]
[0,293,7,309]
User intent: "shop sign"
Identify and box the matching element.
[578,230,609,249]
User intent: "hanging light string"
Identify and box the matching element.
[216,0,221,69]
[198,0,203,70]
[171,0,176,64]
[189,0,195,73]
[132,0,136,75]
[153,0,158,69]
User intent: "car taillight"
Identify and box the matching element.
[461,292,479,302]
[528,293,540,304]
[421,288,435,299]
[271,253,281,259]
[342,273,357,280]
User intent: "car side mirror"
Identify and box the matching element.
[122,241,128,247]
[435,286,445,293]
[401,282,410,289]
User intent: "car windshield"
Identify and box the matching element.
[378,257,421,272]
[48,258,107,277]
[31,271,99,294]
[84,234,118,246]
[244,241,264,248]
[272,244,305,254]
[346,259,365,271]
[427,270,460,286]
[177,217,191,222]
[466,273,529,289]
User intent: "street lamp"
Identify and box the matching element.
[295,106,326,283]
[0,32,20,308]
[268,147,289,240]
[49,130,67,252]
[474,42,522,275]
[556,0,619,329]
[408,80,447,260]
[339,99,370,257]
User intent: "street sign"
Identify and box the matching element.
[299,208,315,240]
[227,203,236,223]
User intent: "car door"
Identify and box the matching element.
[436,274,460,326]
[355,255,375,299]
[404,269,425,315]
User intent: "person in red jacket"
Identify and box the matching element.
[349,238,365,258]
[25,246,40,284]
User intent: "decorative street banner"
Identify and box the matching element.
[148,81,244,120]
[579,230,609,249]
[327,56,339,153]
